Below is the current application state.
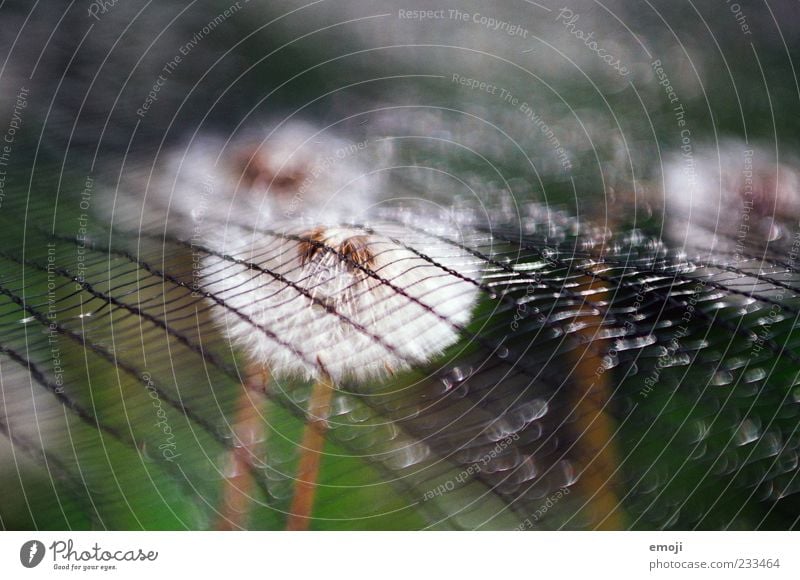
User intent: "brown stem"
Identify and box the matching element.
[286,368,335,531]
[567,267,626,530]
[215,363,270,530]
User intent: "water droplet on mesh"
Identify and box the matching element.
[556,459,578,487]
[513,399,549,424]
[266,439,296,465]
[18,316,35,324]
[217,425,235,442]
[660,353,692,368]
[711,370,734,386]
[346,404,371,423]
[188,504,210,530]
[487,417,519,441]
[637,473,661,495]
[336,425,359,441]
[773,476,800,499]
[777,451,798,473]
[383,442,430,469]
[688,441,707,459]
[221,455,245,478]
[624,362,639,378]
[232,423,265,447]
[439,376,454,392]
[512,455,538,485]
[690,420,710,443]
[381,422,400,441]
[267,479,294,500]
[723,356,749,371]
[482,449,522,474]
[757,432,782,459]
[663,507,681,528]
[450,366,470,383]
[743,367,767,383]
[263,464,286,481]
[329,394,357,417]
[497,346,510,359]
[767,222,782,242]
[614,334,657,351]
[684,339,709,351]
[650,345,669,358]
[735,419,761,446]
[756,482,775,502]
[602,353,619,370]
[140,442,157,463]
[290,387,310,404]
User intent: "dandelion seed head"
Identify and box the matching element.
[204,223,480,384]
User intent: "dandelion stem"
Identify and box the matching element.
[286,365,335,531]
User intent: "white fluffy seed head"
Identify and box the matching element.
[202,223,481,384]
[663,140,800,256]
[103,120,381,237]
[100,119,481,385]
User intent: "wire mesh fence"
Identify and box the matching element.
[2,176,800,529]
[2,0,800,532]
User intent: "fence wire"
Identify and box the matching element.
[2,183,800,530]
